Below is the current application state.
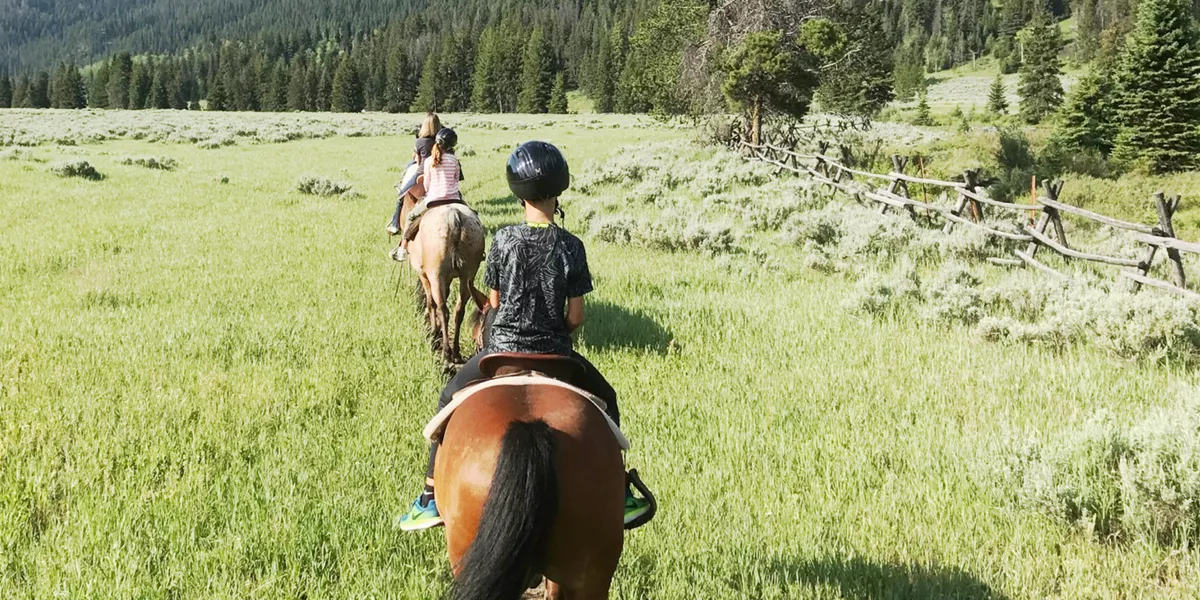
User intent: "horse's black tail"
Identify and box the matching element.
[451,420,559,600]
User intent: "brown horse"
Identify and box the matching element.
[405,199,486,364]
[435,354,626,600]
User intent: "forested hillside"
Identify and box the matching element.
[0,0,1181,122]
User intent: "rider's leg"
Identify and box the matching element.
[569,351,653,526]
[401,352,487,531]
[568,351,619,426]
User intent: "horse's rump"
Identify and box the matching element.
[437,383,624,599]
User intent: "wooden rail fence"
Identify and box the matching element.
[736,139,1200,301]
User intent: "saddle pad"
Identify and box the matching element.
[423,374,631,450]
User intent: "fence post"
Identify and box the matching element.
[1022,179,1065,261]
[880,154,908,214]
[1048,180,1069,248]
[1155,192,1187,288]
[964,169,982,222]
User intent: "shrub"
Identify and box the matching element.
[118,155,178,170]
[843,265,922,316]
[1004,388,1200,546]
[49,160,102,180]
[296,175,358,198]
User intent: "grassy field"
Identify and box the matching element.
[2,111,1199,599]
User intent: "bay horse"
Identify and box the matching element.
[404,198,486,365]
[434,353,626,600]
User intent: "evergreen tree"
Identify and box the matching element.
[266,59,289,111]
[548,71,568,113]
[517,26,554,113]
[816,7,894,117]
[148,63,171,109]
[439,32,475,112]
[288,57,310,111]
[385,43,412,113]
[316,60,334,111]
[168,63,190,109]
[619,0,707,114]
[719,29,820,144]
[410,49,439,112]
[30,71,51,108]
[472,26,501,112]
[207,75,229,110]
[53,63,86,108]
[1112,0,1200,172]
[108,53,133,109]
[331,56,365,112]
[89,64,110,108]
[129,61,152,109]
[12,75,30,108]
[591,30,615,113]
[912,91,934,125]
[0,73,11,108]
[987,73,1008,114]
[1056,65,1118,154]
[1017,10,1064,124]
[892,44,926,102]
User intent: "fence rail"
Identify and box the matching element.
[734,138,1198,301]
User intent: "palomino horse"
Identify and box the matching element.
[434,354,626,600]
[404,199,486,364]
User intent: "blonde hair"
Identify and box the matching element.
[432,138,453,167]
[419,113,442,138]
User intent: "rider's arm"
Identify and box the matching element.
[566,296,585,332]
[489,289,500,310]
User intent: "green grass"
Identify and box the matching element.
[2,111,1199,598]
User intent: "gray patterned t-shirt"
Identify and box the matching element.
[483,224,593,355]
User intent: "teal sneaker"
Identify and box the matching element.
[399,496,443,532]
[624,489,651,526]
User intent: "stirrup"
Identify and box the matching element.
[625,469,657,530]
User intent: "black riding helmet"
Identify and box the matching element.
[506,141,570,201]
[435,128,457,152]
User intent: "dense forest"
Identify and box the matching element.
[0,0,1185,122]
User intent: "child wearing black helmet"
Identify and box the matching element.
[399,140,652,532]
[391,127,465,262]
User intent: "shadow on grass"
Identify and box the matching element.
[473,193,523,223]
[578,301,672,355]
[760,554,1009,600]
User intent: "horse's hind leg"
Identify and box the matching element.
[430,273,453,365]
[450,275,470,363]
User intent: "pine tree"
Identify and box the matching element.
[30,71,51,108]
[89,64,110,108]
[517,26,554,113]
[266,59,289,111]
[316,60,334,111]
[548,71,568,113]
[0,73,11,108]
[1112,0,1200,172]
[1017,10,1064,124]
[591,30,615,113]
[129,61,152,109]
[148,64,171,109]
[987,73,1008,114]
[912,91,934,126]
[893,42,926,102]
[719,29,819,143]
[207,75,229,111]
[288,58,310,111]
[331,57,365,112]
[472,26,500,112]
[385,44,411,113]
[410,50,438,112]
[439,32,475,112]
[168,64,190,109]
[815,7,895,117]
[108,53,133,109]
[12,75,30,108]
[1056,65,1118,154]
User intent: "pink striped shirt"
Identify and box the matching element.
[423,154,462,202]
